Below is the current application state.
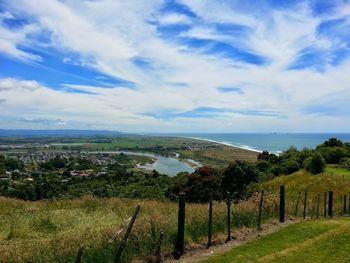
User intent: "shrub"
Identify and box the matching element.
[318,147,349,164]
[221,161,259,200]
[320,138,344,147]
[269,165,286,176]
[304,152,326,174]
[256,160,270,172]
[282,159,300,174]
[340,158,350,170]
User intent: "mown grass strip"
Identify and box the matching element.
[202,219,347,263]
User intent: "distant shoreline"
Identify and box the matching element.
[184,136,263,153]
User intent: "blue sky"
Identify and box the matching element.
[0,0,350,132]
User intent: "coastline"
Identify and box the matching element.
[184,136,263,153]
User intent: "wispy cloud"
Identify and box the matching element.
[0,0,350,132]
[144,107,286,120]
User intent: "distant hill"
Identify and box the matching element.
[0,129,122,137]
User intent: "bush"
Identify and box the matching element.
[221,161,259,200]
[320,138,344,147]
[304,153,326,174]
[269,165,286,176]
[169,166,222,202]
[318,147,349,164]
[282,159,300,174]
[256,160,270,172]
[340,158,350,170]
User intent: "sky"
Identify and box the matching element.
[0,0,350,133]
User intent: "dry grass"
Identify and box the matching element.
[0,195,278,263]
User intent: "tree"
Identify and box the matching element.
[4,158,24,171]
[340,158,350,170]
[304,152,326,174]
[320,138,343,148]
[282,159,300,174]
[169,166,222,202]
[317,147,349,164]
[221,161,259,200]
[258,151,270,161]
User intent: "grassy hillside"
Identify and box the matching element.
[202,218,350,263]
[260,167,350,193]
[0,195,275,263]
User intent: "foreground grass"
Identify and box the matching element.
[202,218,350,263]
[0,196,276,263]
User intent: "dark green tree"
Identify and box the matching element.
[221,161,259,200]
[304,152,326,174]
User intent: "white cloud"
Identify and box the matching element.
[0,0,350,132]
[0,78,42,91]
[157,13,192,25]
[0,12,42,61]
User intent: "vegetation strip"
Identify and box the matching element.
[201,219,350,263]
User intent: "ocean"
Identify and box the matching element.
[158,133,350,154]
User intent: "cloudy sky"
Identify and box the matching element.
[0,0,350,132]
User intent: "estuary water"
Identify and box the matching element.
[91,151,195,176]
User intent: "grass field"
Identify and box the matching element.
[325,165,350,180]
[261,167,350,193]
[0,195,276,263]
[252,167,350,219]
[202,218,350,263]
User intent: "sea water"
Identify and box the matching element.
[159,133,350,154]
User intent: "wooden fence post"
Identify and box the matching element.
[155,231,164,263]
[114,205,141,263]
[303,190,308,219]
[174,193,186,258]
[344,195,347,215]
[328,191,333,218]
[316,193,320,219]
[226,192,231,242]
[207,193,213,249]
[279,185,285,223]
[324,192,327,218]
[294,191,301,217]
[75,245,85,263]
[257,190,264,230]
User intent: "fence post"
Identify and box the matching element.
[279,185,285,223]
[114,205,141,263]
[328,191,333,218]
[257,190,264,230]
[294,191,301,217]
[155,231,164,263]
[75,245,85,263]
[344,195,347,215]
[207,193,213,249]
[316,193,320,219]
[324,192,327,218]
[174,193,186,258]
[303,190,308,219]
[226,191,231,242]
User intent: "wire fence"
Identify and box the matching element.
[0,186,349,262]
